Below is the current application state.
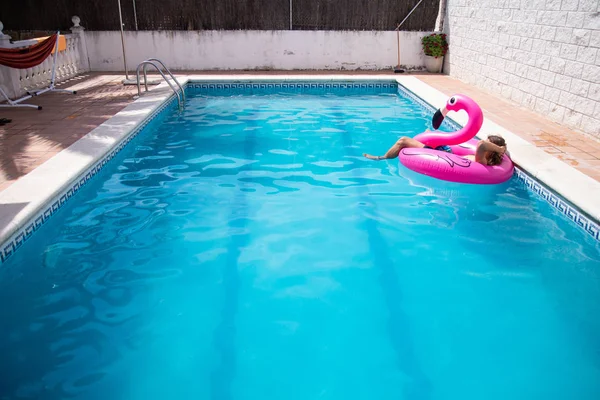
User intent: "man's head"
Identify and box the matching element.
[486,135,506,166]
[487,135,506,147]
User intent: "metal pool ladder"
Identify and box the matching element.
[135,58,185,109]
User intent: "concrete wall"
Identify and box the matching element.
[444,0,600,138]
[85,30,429,72]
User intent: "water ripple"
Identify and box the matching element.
[0,92,598,400]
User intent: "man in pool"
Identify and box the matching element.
[363,134,507,166]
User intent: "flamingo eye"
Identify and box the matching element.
[449,96,457,105]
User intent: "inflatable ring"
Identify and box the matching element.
[398,94,514,184]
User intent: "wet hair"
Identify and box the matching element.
[487,135,506,147]
[487,135,506,166]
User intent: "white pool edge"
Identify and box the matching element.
[0,79,186,260]
[0,74,598,262]
[394,76,600,224]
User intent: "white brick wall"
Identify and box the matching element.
[445,0,600,138]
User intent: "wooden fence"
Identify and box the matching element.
[1,0,440,32]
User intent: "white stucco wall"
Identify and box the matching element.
[85,30,428,72]
[444,0,600,138]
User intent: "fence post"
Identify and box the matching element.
[0,20,11,47]
[70,16,91,73]
[0,20,25,100]
[434,0,447,32]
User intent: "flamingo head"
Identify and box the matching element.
[432,94,478,129]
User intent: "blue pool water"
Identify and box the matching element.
[1,87,600,400]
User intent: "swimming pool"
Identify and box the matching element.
[1,82,599,400]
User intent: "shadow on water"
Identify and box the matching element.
[209,112,258,400]
[0,287,71,400]
[0,256,124,400]
[399,167,554,264]
[336,111,432,399]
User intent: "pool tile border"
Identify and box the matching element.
[395,76,600,238]
[397,80,600,242]
[0,96,180,263]
[0,75,598,264]
[0,82,183,264]
[188,81,399,95]
[514,169,600,240]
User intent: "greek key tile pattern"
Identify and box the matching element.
[188,81,399,96]
[397,84,599,242]
[514,169,599,241]
[0,95,179,263]
[2,81,598,263]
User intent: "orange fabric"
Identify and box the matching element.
[35,34,66,54]
[0,34,57,69]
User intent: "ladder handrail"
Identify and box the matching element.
[135,61,182,108]
[144,58,186,102]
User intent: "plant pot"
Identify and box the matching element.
[424,55,444,73]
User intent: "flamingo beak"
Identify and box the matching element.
[432,106,448,129]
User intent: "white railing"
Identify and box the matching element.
[13,34,83,92]
[0,16,89,100]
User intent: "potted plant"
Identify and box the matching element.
[421,33,448,73]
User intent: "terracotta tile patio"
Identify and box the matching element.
[0,71,599,193]
[0,74,139,191]
[415,73,600,182]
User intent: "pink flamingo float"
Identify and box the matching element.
[398,94,514,184]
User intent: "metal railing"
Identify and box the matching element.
[135,58,185,108]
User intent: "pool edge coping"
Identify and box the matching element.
[393,76,600,225]
[0,74,597,262]
[0,79,184,261]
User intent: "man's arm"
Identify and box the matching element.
[475,140,506,163]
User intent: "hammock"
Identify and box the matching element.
[0,34,58,69]
[0,33,76,110]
